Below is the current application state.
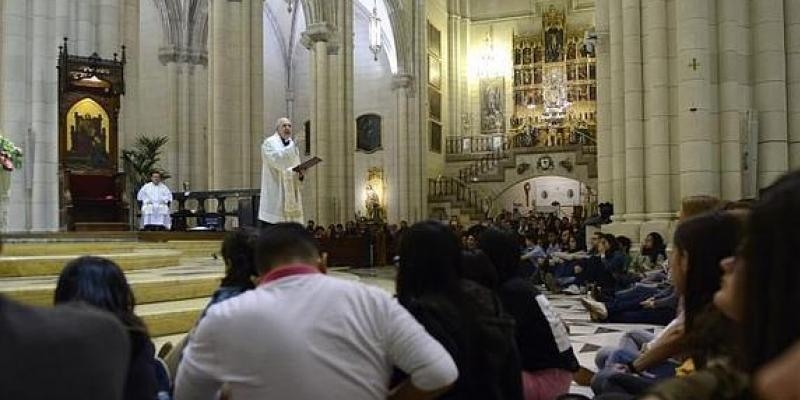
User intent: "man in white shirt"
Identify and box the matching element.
[137,171,172,231]
[175,223,458,400]
[259,118,305,225]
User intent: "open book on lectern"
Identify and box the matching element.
[292,156,322,172]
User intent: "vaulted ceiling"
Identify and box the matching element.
[467,0,594,21]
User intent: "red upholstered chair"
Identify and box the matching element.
[62,169,127,229]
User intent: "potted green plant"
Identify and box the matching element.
[121,135,170,190]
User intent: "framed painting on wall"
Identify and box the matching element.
[428,56,442,88]
[429,121,442,154]
[429,88,442,122]
[427,23,441,58]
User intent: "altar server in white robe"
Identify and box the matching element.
[259,117,305,224]
[137,171,173,230]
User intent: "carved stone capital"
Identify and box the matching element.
[391,74,414,90]
[302,23,334,45]
[158,46,209,66]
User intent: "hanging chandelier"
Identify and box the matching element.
[369,0,382,61]
[478,26,498,78]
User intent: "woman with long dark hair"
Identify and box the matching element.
[396,221,523,400]
[653,170,800,400]
[54,256,158,400]
[641,232,667,267]
[478,228,578,400]
[592,211,743,398]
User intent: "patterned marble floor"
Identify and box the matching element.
[546,293,663,397]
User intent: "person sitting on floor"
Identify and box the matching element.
[55,256,159,400]
[0,295,131,400]
[641,171,800,400]
[176,222,458,400]
[590,210,744,398]
[396,221,524,400]
[479,228,579,400]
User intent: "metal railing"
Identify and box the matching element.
[446,131,598,156]
[428,177,493,216]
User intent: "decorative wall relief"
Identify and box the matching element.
[480,77,505,134]
[537,155,555,171]
[517,162,531,175]
[365,167,385,221]
[559,158,573,172]
[524,182,531,207]
[356,114,382,153]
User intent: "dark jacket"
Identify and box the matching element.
[498,277,579,373]
[125,330,158,400]
[403,280,524,400]
[0,296,131,400]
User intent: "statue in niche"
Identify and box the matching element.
[356,114,382,153]
[522,45,532,64]
[365,184,382,222]
[545,27,564,62]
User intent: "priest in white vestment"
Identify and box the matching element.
[259,117,305,224]
[137,171,173,230]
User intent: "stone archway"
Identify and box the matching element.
[494,176,593,217]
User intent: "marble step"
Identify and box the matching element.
[137,298,209,337]
[0,250,183,278]
[1,242,162,257]
[158,241,221,258]
[1,240,221,259]
[0,271,223,307]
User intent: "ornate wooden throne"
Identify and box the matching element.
[57,38,128,231]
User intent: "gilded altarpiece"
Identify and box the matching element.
[510,6,597,148]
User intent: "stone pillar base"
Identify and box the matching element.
[604,214,678,248]
[640,218,674,244]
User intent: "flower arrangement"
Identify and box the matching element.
[0,136,23,172]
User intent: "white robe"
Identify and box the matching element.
[259,132,303,223]
[137,182,173,229]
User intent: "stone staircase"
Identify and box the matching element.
[428,176,493,223]
[456,143,598,183]
[0,240,224,338]
[430,136,597,222]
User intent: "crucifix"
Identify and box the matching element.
[688,58,700,71]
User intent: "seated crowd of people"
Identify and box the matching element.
[2,170,800,400]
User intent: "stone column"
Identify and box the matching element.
[622,0,644,226]
[208,0,235,188]
[753,0,788,188]
[609,0,626,217]
[208,0,262,190]
[120,0,140,149]
[97,0,120,57]
[642,0,672,221]
[595,0,613,203]
[677,0,717,197]
[786,0,800,169]
[75,0,95,55]
[718,0,749,199]
[393,74,413,222]
[327,0,353,223]
[303,23,333,225]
